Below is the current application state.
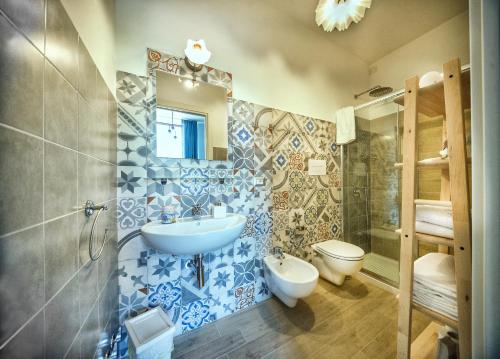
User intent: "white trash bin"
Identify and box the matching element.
[125,307,176,359]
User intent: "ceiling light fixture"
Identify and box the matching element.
[184,39,211,70]
[183,39,211,89]
[315,0,372,32]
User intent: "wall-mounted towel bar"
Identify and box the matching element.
[85,200,109,261]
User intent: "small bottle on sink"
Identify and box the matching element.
[161,206,176,224]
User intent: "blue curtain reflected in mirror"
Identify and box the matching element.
[183,120,198,159]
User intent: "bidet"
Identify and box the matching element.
[264,253,318,307]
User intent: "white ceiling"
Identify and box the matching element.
[261,0,468,64]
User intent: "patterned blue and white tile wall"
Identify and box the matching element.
[116,69,274,341]
[115,49,342,356]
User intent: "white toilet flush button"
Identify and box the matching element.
[308,159,326,176]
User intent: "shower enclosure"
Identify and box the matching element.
[342,98,402,286]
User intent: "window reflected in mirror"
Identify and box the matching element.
[157,107,207,160]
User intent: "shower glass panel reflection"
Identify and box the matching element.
[343,99,402,286]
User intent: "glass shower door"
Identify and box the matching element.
[343,99,402,286]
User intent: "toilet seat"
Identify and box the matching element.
[313,240,365,261]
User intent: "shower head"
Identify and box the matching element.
[368,86,393,97]
[354,85,394,99]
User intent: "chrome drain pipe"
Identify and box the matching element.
[194,254,205,288]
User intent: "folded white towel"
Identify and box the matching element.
[413,284,457,305]
[416,204,453,229]
[414,253,455,283]
[412,253,458,320]
[414,278,456,297]
[416,221,454,239]
[413,296,458,320]
[413,295,457,315]
[335,106,356,145]
[413,287,456,306]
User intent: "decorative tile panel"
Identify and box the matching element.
[231,121,254,148]
[147,254,181,286]
[233,236,256,263]
[118,259,148,296]
[235,283,255,311]
[209,242,234,270]
[233,100,254,125]
[117,167,146,197]
[208,265,235,321]
[232,146,254,170]
[233,168,255,192]
[119,290,148,324]
[233,259,255,287]
[117,197,146,239]
[181,298,211,333]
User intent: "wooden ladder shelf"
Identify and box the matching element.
[396,58,472,358]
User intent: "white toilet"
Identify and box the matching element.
[311,240,365,286]
[264,253,319,308]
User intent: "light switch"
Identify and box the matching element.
[308,159,326,176]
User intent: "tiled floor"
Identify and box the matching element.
[171,277,431,359]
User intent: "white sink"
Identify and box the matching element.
[141,214,246,256]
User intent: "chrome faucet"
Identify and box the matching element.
[191,204,202,220]
[273,246,285,260]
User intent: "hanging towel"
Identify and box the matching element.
[335,106,356,144]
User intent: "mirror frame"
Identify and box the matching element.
[146,48,233,166]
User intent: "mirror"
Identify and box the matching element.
[155,70,228,160]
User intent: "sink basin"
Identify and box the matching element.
[141,214,246,256]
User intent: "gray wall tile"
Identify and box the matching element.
[97,73,114,162]
[95,72,109,124]
[0,0,45,51]
[45,0,78,87]
[0,1,119,354]
[0,311,44,359]
[77,38,96,103]
[0,126,43,236]
[44,60,78,149]
[78,154,99,205]
[107,91,118,164]
[0,15,43,136]
[44,213,78,300]
[79,303,100,359]
[98,275,119,330]
[78,260,99,323]
[65,337,82,359]
[44,275,80,358]
[78,154,114,206]
[0,226,44,344]
[78,94,99,158]
[44,142,78,220]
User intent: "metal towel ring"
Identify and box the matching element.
[85,200,109,261]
